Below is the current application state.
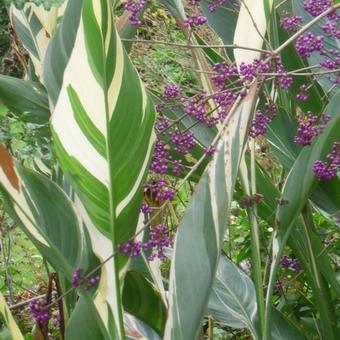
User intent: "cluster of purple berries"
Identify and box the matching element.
[212,63,238,89]
[123,0,146,26]
[28,299,50,327]
[71,268,100,290]
[150,140,169,174]
[184,15,207,27]
[296,84,309,101]
[150,139,185,178]
[303,0,333,18]
[208,0,228,13]
[322,22,340,39]
[117,223,173,261]
[280,15,303,32]
[141,202,153,214]
[171,131,196,154]
[163,84,181,100]
[184,90,220,126]
[275,58,294,89]
[295,33,324,58]
[294,112,331,146]
[144,178,176,201]
[239,59,270,82]
[313,142,340,180]
[249,104,277,138]
[185,0,208,27]
[280,254,301,273]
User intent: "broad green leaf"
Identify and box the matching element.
[123,271,167,336]
[0,145,84,277]
[208,256,306,340]
[324,90,340,117]
[44,0,156,336]
[0,75,50,124]
[43,0,82,105]
[7,0,65,10]
[66,295,111,340]
[0,292,24,340]
[208,256,259,338]
[165,86,259,339]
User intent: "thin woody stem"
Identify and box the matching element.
[271,4,340,57]
[121,38,270,54]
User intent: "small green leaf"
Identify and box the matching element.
[0,76,50,124]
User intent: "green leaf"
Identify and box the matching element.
[208,256,306,340]
[208,256,259,338]
[123,271,167,336]
[66,295,111,340]
[0,76,50,124]
[44,0,156,337]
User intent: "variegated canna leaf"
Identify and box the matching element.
[10,2,65,78]
[43,0,156,337]
[0,145,86,277]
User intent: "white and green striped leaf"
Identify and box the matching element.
[0,145,85,277]
[44,0,156,337]
[10,2,65,78]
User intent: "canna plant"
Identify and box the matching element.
[0,0,339,339]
